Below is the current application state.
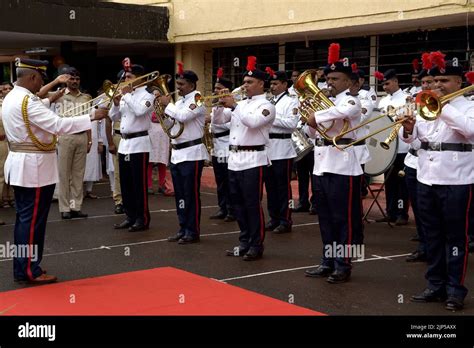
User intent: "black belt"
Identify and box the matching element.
[171,138,203,150]
[420,142,473,152]
[212,130,230,139]
[114,129,121,135]
[315,138,366,147]
[269,133,292,139]
[229,145,265,152]
[121,131,148,140]
[409,148,418,157]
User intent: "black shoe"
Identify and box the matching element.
[226,247,248,257]
[410,233,420,242]
[309,209,317,215]
[375,216,396,223]
[114,204,124,214]
[292,205,309,213]
[395,216,408,226]
[406,250,427,262]
[61,212,72,220]
[178,236,200,244]
[128,223,148,232]
[273,225,291,234]
[243,250,263,261]
[305,265,333,278]
[327,270,351,284]
[71,211,88,218]
[411,288,447,303]
[265,222,278,231]
[445,297,464,311]
[210,210,226,219]
[327,271,351,284]
[114,219,133,229]
[224,214,236,222]
[168,234,184,242]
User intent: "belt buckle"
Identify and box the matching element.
[316,139,324,147]
[430,142,441,151]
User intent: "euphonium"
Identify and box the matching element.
[152,74,184,139]
[294,69,349,141]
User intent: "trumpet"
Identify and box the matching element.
[195,87,246,107]
[61,71,160,117]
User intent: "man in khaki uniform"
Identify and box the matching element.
[38,68,91,219]
[105,69,124,214]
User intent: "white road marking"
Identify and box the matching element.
[0,222,319,262]
[218,253,412,282]
[0,205,220,227]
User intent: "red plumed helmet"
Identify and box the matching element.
[351,63,358,73]
[177,61,184,75]
[421,52,433,70]
[217,67,224,79]
[430,51,446,70]
[412,58,420,73]
[465,71,474,85]
[328,43,340,64]
[374,71,384,81]
[246,56,257,71]
[265,66,276,77]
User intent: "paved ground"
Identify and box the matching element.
[0,172,472,316]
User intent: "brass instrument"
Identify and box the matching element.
[417,84,474,121]
[380,102,412,150]
[334,84,474,151]
[152,74,184,139]
[62,71,160,117]
[293,69,349,141]
[331,102,414,150]
[380,124,403,150]
[203,122,213,155]
[195,87,246,107]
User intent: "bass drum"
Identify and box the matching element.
[364,108,398,177]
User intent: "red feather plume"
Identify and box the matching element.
[430,51,446,70]
[412,58,420,73]
[374,71,384,81]
[465,71,474,85]
[177,61,184,75]
[217,67,224,78]
[328,43,340,64]
[421,52,432,70]
[265,66,276,77]
[351,63,358,73]
[246,56,257,71]
[122,57,131,72]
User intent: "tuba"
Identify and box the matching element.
[152,74,184,139]
[294,70,350,141]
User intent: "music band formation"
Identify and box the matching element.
[1,42,474,312]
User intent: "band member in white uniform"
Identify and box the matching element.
[303,44,364,284]
[215,56,276,261]
[264,68,298,234]
[401,52,473,311]
[376,69,410,225]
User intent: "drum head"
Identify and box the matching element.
[364,109,398,177]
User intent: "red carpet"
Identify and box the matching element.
[0,267,322,316]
